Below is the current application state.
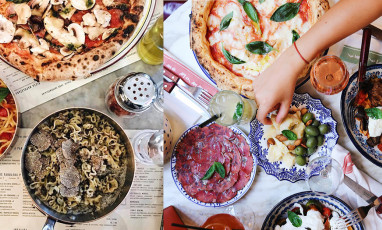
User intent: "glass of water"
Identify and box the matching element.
[306,156,344,194]
[133,130,164,166]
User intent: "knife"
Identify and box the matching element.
[343,175,378,204]
[163,78,208,115]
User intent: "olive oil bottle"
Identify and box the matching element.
[137,16,163,65]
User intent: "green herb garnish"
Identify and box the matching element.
[201,162,226,180]
[292,30,300,43]
[270,2,301,22]
[62,7,71,14]
[233,102,244,121]
[0,88,10,103]
[238,0,261,34]
[245,41,273,55]
[220,12,233,31]
[67,44,76,51]
[86,0,94,8]
[282,130,297,140]
[288,211,302,227]
[365,108,382,120]
[222,44,246,64]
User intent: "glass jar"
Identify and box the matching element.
[105,72,157,117]
[137,16,163,65]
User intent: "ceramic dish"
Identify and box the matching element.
[262,191,364,230]
[341,64,382,167]
[171,124,257,207]
[249,93,338,183]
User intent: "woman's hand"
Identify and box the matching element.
[253,46,307,125]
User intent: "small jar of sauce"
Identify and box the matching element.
[105,72,157,117]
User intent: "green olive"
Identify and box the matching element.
[306,137,318,148]
[319,124,329,135]
[307,146,317,156]
[296,156,306,166]
[305,133,313,138]
[312,120,320,127]
[317,135,324,146]
[305,126,320,136]
[302,112,314,123]
[295,146,307,156]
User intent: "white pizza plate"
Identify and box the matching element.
[0,0,157,76]
[171,123,257,207]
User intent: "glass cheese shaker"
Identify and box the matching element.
[105,72,157,117]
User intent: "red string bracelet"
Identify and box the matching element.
[293,42,309,64]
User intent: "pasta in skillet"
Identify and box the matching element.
[25,109,128,214]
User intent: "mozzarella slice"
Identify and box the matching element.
[71,0,96,10]
[83,13,97,27]
[84,26,105,40]
[94,9,111,27]
[15,3,32,25]
[0,15,16,43]
[102,0,114,7]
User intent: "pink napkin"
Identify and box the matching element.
[332,144,382,230]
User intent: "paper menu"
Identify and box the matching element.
[0,2,163,114]
[0,129,163,230]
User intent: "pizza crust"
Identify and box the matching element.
[191,0,330,99]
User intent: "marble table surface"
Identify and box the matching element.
[20,60,163,130]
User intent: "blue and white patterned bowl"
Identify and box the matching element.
[249,93,339,183]
[171,123,257,207]
[262,191,364,230]
[341,64,382,167]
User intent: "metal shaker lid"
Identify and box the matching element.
[115,72,157,113]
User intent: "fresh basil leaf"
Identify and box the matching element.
[6,0,29,3]
[259,0,265,3]
[282,130,297,140]
[214,162,226,179]
[242,1,259,24]
[288,211,302,227]
[233,102,244,120]
[245,41,273,55]
[270,2,301,22]
[237,0,245,4]
[365,108,382,120]
[222,44,246,64]
[292,30,300,43]
[220,12,233,31]
[0,88,10,103]
[201,164,216,180]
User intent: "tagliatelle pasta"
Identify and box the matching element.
[25,109,128,214]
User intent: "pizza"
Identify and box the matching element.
[0,0,145,81]
[191,0,329,99]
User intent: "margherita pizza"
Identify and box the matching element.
[191,0,329,99]
[0,0,145,81]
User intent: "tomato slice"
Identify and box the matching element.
[108,9,124,28]
[85,35,104,48]
[322,207,331,218]
[71,10,90,24]
[377,144,382,152]
[0,108,7,117]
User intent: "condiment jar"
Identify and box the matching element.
[105,72,157,117]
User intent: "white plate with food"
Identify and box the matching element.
[262,191,364,230]
[171,123,257,207]
[250,93,338,182]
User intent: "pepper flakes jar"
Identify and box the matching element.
[105,72,157,117]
